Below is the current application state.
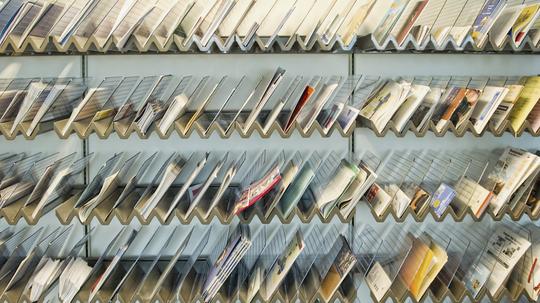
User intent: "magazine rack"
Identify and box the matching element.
[0,74,535,140]
[0,148,534,225]
[3,0,540,54]
[0,1,539,302]
[359,224,414,302]
[0,78,86,140]
[0,222,535,302]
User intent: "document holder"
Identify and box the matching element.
[0,226,68,302]
[237,226,287,303]
[367,151,416,220]
[197,152,246,223]
[107,152,157,224]
[86,153,140,225]
[448,151,495,220]
[2,0,540,53]
[153,76,193,138]
[71,225,133,303]
[198,77,248,138]
[0,227,45,301]
[310,226,357,303]
[175,76,226,138]
[172,152,230,224]
[276,225,323,303]
[1,73,535,139]
[219,225,267,303]
[426,151,473,220]
[71,152,124,223]
[0,153,59,224]
[54,76,125,138]
[19,225,86,303]
[0,78,49,140]
[446,222,497,301]
[50,154,93,224]
[104,225,162,302]
[132,153,182,223]
[113,75,173,138]
[361,224,414,302]
[170,225,211,303]
[132,75,176,138]
[125,226,192,303]
[15,153,74,224]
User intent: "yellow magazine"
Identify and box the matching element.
[409,244,434,298]
[508,77,540,131]
[413,241,448,300]
[511,4,540,43]
[398,235,431,289]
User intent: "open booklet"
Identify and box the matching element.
[486,148,540,216]
[465,225,531,298]
[359,80,412,133]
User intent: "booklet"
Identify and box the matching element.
[316,159,360,219]
[386,183,412,218]
[365,183,392,217]
[278,162,315,218]
[486,148,540,215]
[470,0,506,46]
[319,237,357,302]
[470,86,509,133]
[202,225,252,303]
[431,87,468,132]
[261,230,304,301]
[409,185,431,216]
[366,261,393,302]
[508,76,540,132]
[336,161,377,218]
[452,176,493,218]
[490,84,524,131]
[410,87,444,130]
[360,80,412,133]
[469,226,531,297]
[398,234,448,301]
[232,164,282,215]
[391,84,430,132]
[430,183,456,218]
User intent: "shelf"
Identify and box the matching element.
[0,1,538,301]
[1,147,537,225]
[1,0,540,55]
[1,221,537,303]
[4,36,540,55]
[0,74,538,140]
